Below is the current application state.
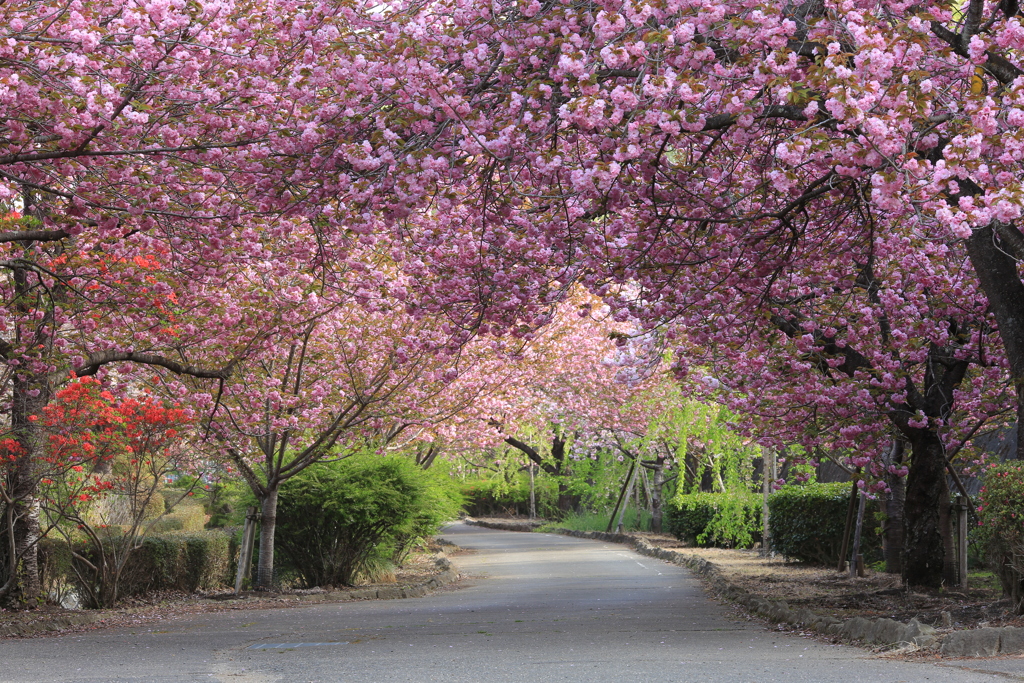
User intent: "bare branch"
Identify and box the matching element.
[0,139,259,166]
[993,220,1024,261]
[702,105,810,132]
[931,21,1024,86]
[76,351,236,379]
[0,229,70,244]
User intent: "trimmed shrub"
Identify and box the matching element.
[136,530,231,593]
[275,454,462,588]
[768,483,880,565]
[48,529,233,606]
[978,463,1024,605]
[666,492,761,548]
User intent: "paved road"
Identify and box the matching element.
[0,523,1011,682]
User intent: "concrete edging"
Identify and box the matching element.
[465,518,1023,657]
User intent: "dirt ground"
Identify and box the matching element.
[635,532,1017,631]
[0,542,454,637]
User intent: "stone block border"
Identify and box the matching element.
[0,555,460,639]
[464,518,1024,658]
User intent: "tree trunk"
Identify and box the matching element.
[966,224,1024,460]
[882,441,906,575]
[8,372,49,604]
[684,451,698,491]
[902,431,951,588]
[416,443,440,470]
[256,486,279,590]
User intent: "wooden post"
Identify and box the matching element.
[607,457,637,533]
[528,463,536,520]
[761,449,772,557]
[955,495,969,588]
[849,491,867,579]
[838,469,861,573]
[234,506,258,594]
[616,461,640,534]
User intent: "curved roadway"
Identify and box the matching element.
[0,523,1007,682]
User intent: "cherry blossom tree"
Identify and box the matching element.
[337,0,1023,587]
[196,274,480,589]
[0,0,395,601]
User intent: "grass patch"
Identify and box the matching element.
[967,569,1002,596]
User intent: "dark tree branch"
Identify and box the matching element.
[931,22,1024,85]
[703,105,810,132]
[0,229,70,244]
[75,351,236,379]
[993,220,1024,261]
[504,435,558,475]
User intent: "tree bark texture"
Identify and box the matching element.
[882,441,906,575]
[902,431,951,588]
[256,487,279,590]
[966,224,1024,460]
[7,371,49,603]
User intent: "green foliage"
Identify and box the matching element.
[42,529,233,607]
[977,463,1024,601]
[38,538,76,606]
[666,492,761,548]
[135,530,232,594]
[662,400,760,496]
[390,464,465,564]
[275,454,462,588]
[169,476,251,528]
[767,483,880,565]
[535,507,652,533]
[460,473,558,518]
[147,504,206,533]
[560,453,635,512]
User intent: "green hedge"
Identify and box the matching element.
[767,483,880,565]
[134,530,231,593]
[666,492,761,548]
[40,529,233,605]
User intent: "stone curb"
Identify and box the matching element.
[0,555,461,639]
[467,519,1024,657]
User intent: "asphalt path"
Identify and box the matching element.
[0,523,1010,682]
